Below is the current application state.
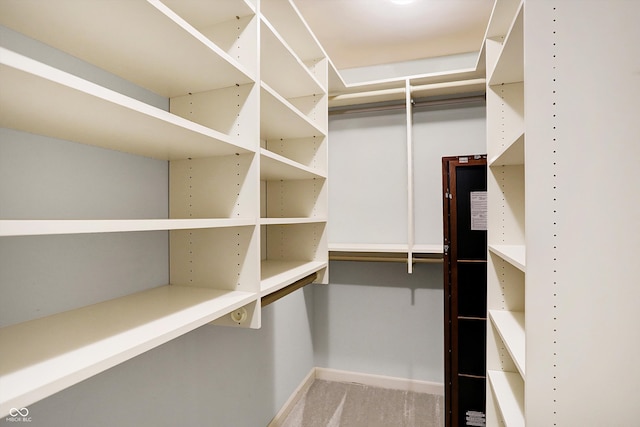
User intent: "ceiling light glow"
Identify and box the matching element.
[389,0,416,5]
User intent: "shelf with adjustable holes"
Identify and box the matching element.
[0,0,328,416]
[485,0,525,425]
[258,0,329,293]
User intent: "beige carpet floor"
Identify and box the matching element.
[279,379,444,427]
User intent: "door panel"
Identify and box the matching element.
[442,155,487,427]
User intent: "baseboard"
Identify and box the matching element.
[267,368,317,427]
[268,367,444,426]
[315,367,444,396]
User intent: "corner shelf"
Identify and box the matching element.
[0,285,256,415]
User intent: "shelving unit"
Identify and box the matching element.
[259,0,329,290]
[0,0,327,416]
[485,0,526,424]
[485,0,640,425]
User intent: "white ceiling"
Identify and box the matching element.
[294,0,494,71]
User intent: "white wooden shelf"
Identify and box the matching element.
[486,0,523,40]
[0,0,255,97]
[260,218,327,226]
[260,260,327,296]
[487,370,525,427]
[329,243,443,254]
[489,132,524,166]
[260,83,326,140]
[488,4,523,86]
[260,0,325,66]
[412,244,445,254]
[0,285,257,415]
[260,19,324,100]
[0,48,253,160]
[0,219,256,237]
[488,244,526,272]
[261,148,326,181]
[487,82,524,162]
[329,243,410,253]
[489,310,525,379]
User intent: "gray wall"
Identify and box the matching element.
[315,261,444,383]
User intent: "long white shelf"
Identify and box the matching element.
[261,148,326,181]
[0,48,253,160]
[487,370,525,427]
[260,260,327,296]
[260,83,326,140]
[0,0,254,97]
[329,243,409,253]
[0,219,257,237]
[260,0,325,65]
[329,243,443,254]
[489,310,526,378]
[488,4,523,86]
[412,244,445,254]
[260,218,327,226]
[260,18,324,100]
[488,244,526,272]
[0,285,257,415]
[489,132,524,167]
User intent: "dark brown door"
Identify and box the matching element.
[442,155,487,427]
